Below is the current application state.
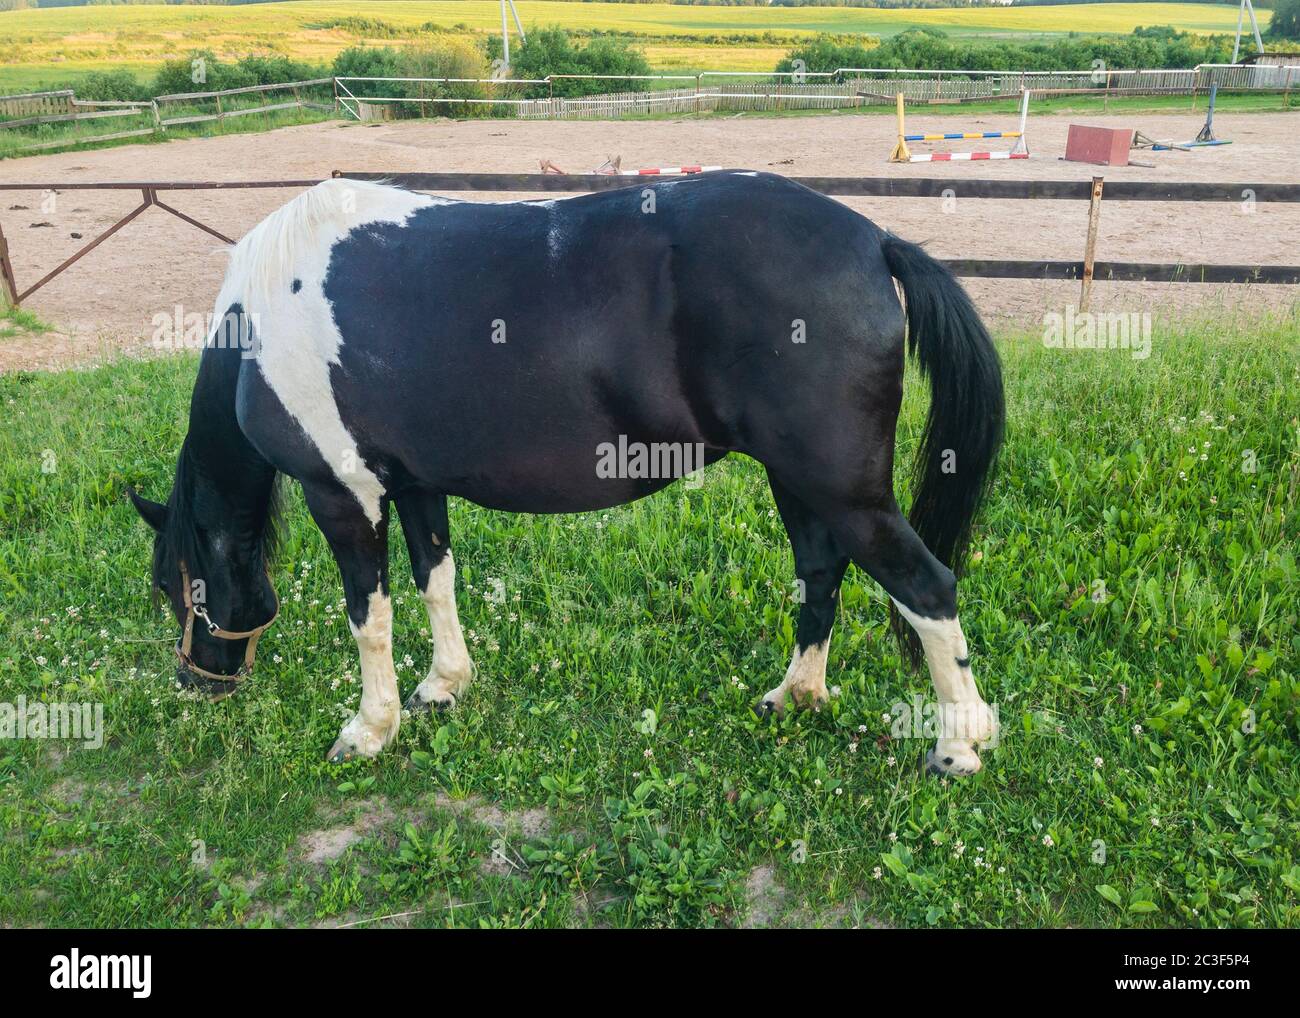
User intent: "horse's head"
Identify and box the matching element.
[128,484,278,701]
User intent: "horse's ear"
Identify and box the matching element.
[126,486,167,532]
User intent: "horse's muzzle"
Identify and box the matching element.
[175,664,245,703]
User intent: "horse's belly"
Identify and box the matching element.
[451,474,681,515]
[413,437,725,515]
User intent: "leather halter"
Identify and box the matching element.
[174,560,278,698]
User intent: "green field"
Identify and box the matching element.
[0,2,1269,91]
[2,313,1297,927]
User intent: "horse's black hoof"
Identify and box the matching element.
[404,690,429,714]
[327,740,355,764]
[405,688,455,714]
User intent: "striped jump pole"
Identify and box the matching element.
[889,90,1030,163]
[619,166,723,176]
[911,151,1029,162]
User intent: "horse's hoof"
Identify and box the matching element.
[791,688,828,712]
[327,739,356,764]
[922,745,981,778]
[405,687,456,714]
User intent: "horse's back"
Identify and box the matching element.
[224,173,904,510]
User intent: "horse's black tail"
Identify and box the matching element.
[882,234,1004,665]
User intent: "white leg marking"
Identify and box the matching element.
[412,551,474,708]
[892,599,996,776]
[761,639,830,715]
[332,590,400,758]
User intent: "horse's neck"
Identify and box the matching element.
[181,348,276,548]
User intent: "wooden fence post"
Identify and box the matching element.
[1080,175,1104,312]
[0,222,19,309]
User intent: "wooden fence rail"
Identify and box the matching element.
[339,172,1300,299]
[2,173,1297,310]
[0,78,334,155]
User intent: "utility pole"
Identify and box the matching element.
[500,0,526,69]
[1199,0,1264,144]
[1232,0,1263,63]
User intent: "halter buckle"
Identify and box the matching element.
[175,559,279,698]
[193,604,219,635]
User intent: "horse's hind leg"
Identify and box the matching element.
[819,503,997,777]
[301,481,401,762]
[395,491,474,712]
[759,474,850,716]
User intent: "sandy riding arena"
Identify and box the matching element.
[1,108,1297,372]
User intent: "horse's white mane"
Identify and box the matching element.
[213,178,434,320]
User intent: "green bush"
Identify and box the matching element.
[331,46,402,81]
[394,38,495,118]
[333,40,496,119]
[76,69,149,102]
[487,26,651,98]
[774,35,881,76]
[777,26,1236,76]
[151,51,322,97]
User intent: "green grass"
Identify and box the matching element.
[0,305,50,339]
[0,2,1269,92]
[1,313,1297,928]
[0,99,335,160]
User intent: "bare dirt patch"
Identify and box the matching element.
[295,798,396,865]
[428,791,550,838]
[48,776,91,807]
[1,108,1297,373]
[468,801,551,840]
[742,863,788,928]
[427,792,552,877]
[741,862,893,928]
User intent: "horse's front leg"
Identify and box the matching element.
[302,482,400,762]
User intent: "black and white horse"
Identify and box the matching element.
[129,172,1004,775]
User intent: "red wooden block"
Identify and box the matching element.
[1065,125,1134,166]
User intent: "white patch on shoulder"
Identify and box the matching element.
[214,179,437,526]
